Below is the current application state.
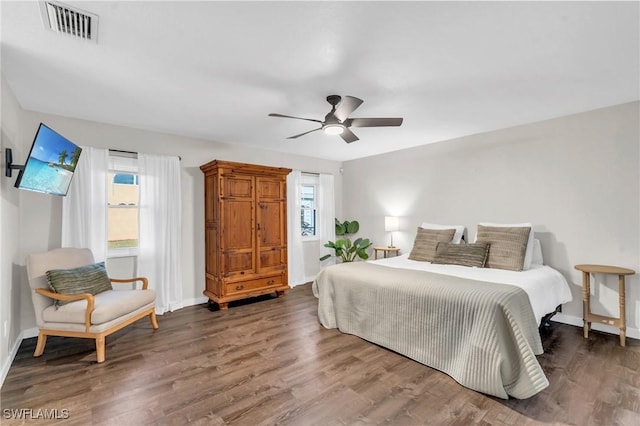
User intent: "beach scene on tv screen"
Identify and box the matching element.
[20,126,82,196]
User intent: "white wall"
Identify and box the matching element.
[0,74,24,384]
[343,102,640,337]
[0,77,343,382]
[15,109,343,317]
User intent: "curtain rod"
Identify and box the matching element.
[109,149,182,161]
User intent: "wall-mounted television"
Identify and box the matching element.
[10,123,82,196]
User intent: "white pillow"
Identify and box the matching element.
[476,222,535,270]
[531,238,544,265]
[420,222,465,244]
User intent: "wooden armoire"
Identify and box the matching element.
[200,160,291,310]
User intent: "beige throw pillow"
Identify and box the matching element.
[433,242,491,268]
[476,225,531,271]
[408,227,456,262]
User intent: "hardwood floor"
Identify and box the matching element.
[2,283,639,425]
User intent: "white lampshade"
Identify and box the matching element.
[385,216,399,232]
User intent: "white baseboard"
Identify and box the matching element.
[182,296,209,307]
[552,313,640,340]
[21,327,38,339]
[287,279,314,288]
[0,327,38,388]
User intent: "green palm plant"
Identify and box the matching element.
[58,149,68,166]
[320,219,372,262]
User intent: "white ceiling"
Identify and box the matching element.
[1,1,638,162]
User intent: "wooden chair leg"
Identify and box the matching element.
[34,331,47,357]
[149,311,159,329]
[95,336,106,363]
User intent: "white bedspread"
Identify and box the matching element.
[371,254,572,322]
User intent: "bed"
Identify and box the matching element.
[312,232,572,399]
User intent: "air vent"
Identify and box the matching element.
[39,1,98,42]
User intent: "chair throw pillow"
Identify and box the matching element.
[476,225,531,271]
[433,242,490,268]
[46,262,113,306]
[408,227,456,262]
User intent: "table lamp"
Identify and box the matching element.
[385,216,399,248]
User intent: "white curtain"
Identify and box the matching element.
[286,170,305,287]
[137,154,182,314]
[318,173,336,266]
[61,146,108,262]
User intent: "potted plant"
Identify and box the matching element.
[320,219,372,262]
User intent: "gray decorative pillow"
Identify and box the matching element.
[476,225,531,271]
[46,262,113,306]
[408,227,456,262]
[433,242,490,268]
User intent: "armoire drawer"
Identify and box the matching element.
[225,275,283,295]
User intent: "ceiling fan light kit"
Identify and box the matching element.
[269,95,403,144]
[323,123,345,135]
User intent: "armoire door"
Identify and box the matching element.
[221,174,255,279]
[256,177,286,275]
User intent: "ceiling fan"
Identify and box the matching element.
[269,95,403,143]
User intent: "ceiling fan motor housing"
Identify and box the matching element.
[324,113,342,125]
[326,95,342,107]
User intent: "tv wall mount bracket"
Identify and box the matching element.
[5,148,25,178]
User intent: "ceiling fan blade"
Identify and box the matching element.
[340,128,359,144]
[333,96,363,122]
[269,113,323,124]
[286,127,322,139]
[347,117,404,127]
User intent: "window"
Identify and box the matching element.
[301,184,316,237]
[107,154,139,257]
[300,174,319,239]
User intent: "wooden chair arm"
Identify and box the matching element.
[110,277,149,290]
[34,288,95,332]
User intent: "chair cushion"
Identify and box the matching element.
[46,262,113,306]
[42,289,156,325]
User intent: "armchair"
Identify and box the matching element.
[25,248,158,363]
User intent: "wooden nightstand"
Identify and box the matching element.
[374,246,400,260]
[575,264,636,346]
